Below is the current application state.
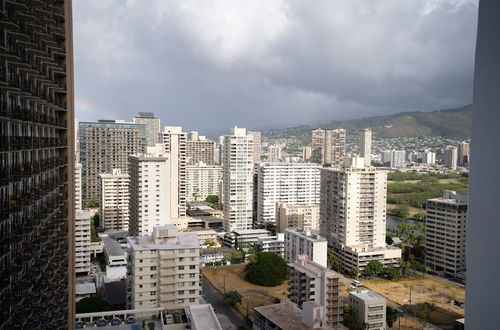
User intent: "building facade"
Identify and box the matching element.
[249,131,261,163]
[276,203,320,233]
[186,132,215,166]
[186,162,222,202]
[256,163,321,224]
[359,129,372,167]
[323,128,346,168]
[0,0,76,327]
[75,211,91,275]
[425,191,468,278]
[133,112,160,147]
[348,290,387,330]
[75,163,82,211]
[99,169,130,231]
[444,146,458,169]
[268,145,283,162]
[458,142,470,166]
[390,150,406,168]
[284,228,328,267]
[79,120,145,200]
[126,225,201,310]
[257,233,285,257]
[222,127,254,231]
[311,128,325,164]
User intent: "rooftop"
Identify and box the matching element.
[76,211,91,220]
[349,289,385,302]
[186,304,223,330]
[76,282,96,295]
[254,302,330,330]
[136,112,157,118]
[127,229,200,251]
[102,236,126,257]
[285,228,327,242]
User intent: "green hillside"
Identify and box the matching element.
[265,105,472,142]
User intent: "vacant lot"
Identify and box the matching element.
[204,266,289,318]
[364,278,465,326]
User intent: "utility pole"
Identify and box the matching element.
[223,270,226,295]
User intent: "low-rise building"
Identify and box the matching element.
[284,228,328,268]
[75,211,92,275]
[222,229,272,249]
[102,235,128,282]
[276,203,320,233]
[256,233,285,257]
[348,290,386,330]
[200,247,232,266]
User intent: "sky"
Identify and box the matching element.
[73,0,478,135]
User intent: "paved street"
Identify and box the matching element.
[202,277,246,329]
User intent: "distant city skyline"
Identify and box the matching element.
[74,1,478,134]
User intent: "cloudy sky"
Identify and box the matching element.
[73,0,478,135]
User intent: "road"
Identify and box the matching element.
[202,277,246,329]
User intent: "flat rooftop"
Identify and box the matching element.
[127,232,200,251]
[187,304,222,330]
[102,236,126,257]
[254,302,330,330]
[349,289,385,302]
[76,282,96,295]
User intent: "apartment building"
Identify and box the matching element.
[133,112,160,147]
[311,128,325,164]
[75,212,91,275]
[276,203,320,232]
[76,163,82,211]
[284,228,328,267]
[320,158,401,272]
[359,129,372,167]
[323,128,346,168]
[303,146,313,162]
[458,142,470,166]
[249,131,262,163]
[256,163,321,224]
[257,233,285,257]
[423,151,436,165]
[444,145,458,169]
[223,229,272,249]
[99,169,130,231]
[126,225,201,310]
[390,150,406,168]
[186,132,215,165]
[268,145,283,162]
[161,126,187,218]
[186,162,222,202]
[425,190,468,278]
[348,290,387,330]
[79,120,145,200]
[0,1,76,327]
[288,256,342,328]
[222,127,254,231]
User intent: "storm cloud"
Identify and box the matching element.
[73,0,478,135]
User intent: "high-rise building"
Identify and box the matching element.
[311,128,325,164]
[75,163,83,211]
[359,129,372,167]
[425,190,468,278]
[126,225,201,310]
[302,146,312,162]
[390,150,406,168]
[268,145,283,162]
[284,228,328,267]
[422,151,436,165]
[222,127,254,231]
[0,1,75,327]
[256,163,321,224]
[75,211,91,275]
[276,203,320,232]
[288,255,343,328]
[458,142,470,166]
[79,120,145,201]
[161,126,187,218]
[128,145,173,236]
[323,128,346,168]
[186,133,215,165]
[99,169,130,231]
[249,131,261,164]
[186,162,222,202]
[133,112,160,147]
[381,150,392,164]
[444,146,458,169]
[320,158,400,272]
[348,290,387,330]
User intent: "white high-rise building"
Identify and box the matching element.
[359,129,372,167]
[284,228,328,267]
[99,169,130,231]
[381,151,392,164]
[425,190,468,278]
[75,163,82,212]
[390,150,406,168]
[161,126,187,218]
[256,163,321,224]
[186,162,222,202]
[133,112,160,147]
[128,144,183,236]
[444,146,458,169]
[75,211,91,275]
[267,145,283,163]
[126,225,201,310]
[423,151,436,165]
[222,127,254,232]
[320,158,401,272]
[276,203,320,232]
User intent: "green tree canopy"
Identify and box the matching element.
[245,252,288,287]
[364,260,384,278]
[206,195,219,204]
[386,306,398,328]
[223,291,242,306]
[327,248,342,272]
[76,297,111,314]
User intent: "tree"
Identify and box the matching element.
[392,204,410,218]
[386,233,394,245]
[417,302,437,323]
[386,306,398,328]
[246,244,261,263]
[224,250,245,264]
[245,252,288,287]
[83,199,99,209]
[342,305,366,330]
[383,266,399,280]
[364,260,384,278]
[206,195,219,204]
[76,297,111,314]
[223,291,242,306]
[327,248,342,272]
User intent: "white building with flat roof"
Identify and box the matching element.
[284,228,328,268]
[75,211,91,275]
[257,233,285,257]
[186,162,222,202]
[75,163,82,211]
[223,229,272,249]
[349,290,386,330]
[99,169,130,231]
[359,129,372,167]
[127,225,201,310]
[390,150,406,168]
[256,163,321,224]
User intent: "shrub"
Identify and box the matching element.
[245,252,288,287]
[223,291,242,306]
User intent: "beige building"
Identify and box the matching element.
[323,128,346,168]
[359,129,372,167]
[186,132,215,165]
[268,145,283,162]
[276,203,320,232]
[126,225,201,310]
[133,112,160,147]
[348,290,386,330]
[99,169,130,231]
[320,158,401,272]
[303,146,313,162]
[186,162,222,202]
[162,126,188,218]
[249,131,262,163]
[75,212,92,275]
[284,228,328,267]
[425,191,468,278]
[288,256,343,328]
[311,128,325,164]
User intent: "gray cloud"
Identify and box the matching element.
[73,0,478,135]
